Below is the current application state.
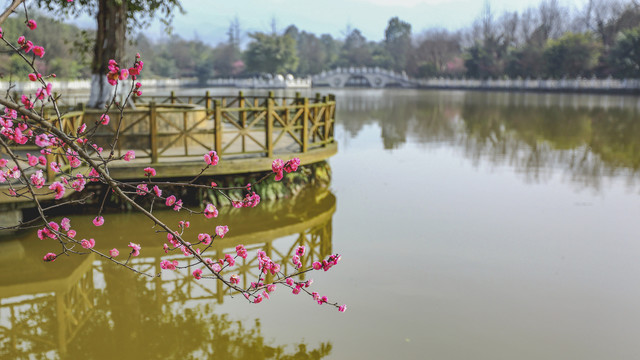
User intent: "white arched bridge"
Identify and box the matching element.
[312,67,418,88]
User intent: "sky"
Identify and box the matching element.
[64,0,589,46]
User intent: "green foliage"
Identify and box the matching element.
[384,17,412,72]
[464,42,503,79]
[608,26,640,78]
[244,32,299,74]
[0,12,92,79]
[543,32,601,78]
[504,45,545,78]
[35,0,184,34]
[337,29,372,67]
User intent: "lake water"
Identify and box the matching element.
[2,89,640,359]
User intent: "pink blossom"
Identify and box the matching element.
[291,254,302,269]
[48,181,65,200]
[229,274,240,284]
[143,167,156,177]
[22,40,33,53]
[27,19,37,30]
[119,68,129,81]
[28,73,37,81]
[110,248,119,257]
[99,114,110,125]
[128,242,141,257]
[77,123,87,134]
[292,287,301,295]
[81,238,95,249]
[43,253,57,262]
[173,199,183,211]
[284,157,301,173]
[152,185,162,197]
[92,216,104,226]
[312,261,322,270]
[267,284,276,292]
[35,134,55,147]
[272,159,284,181]
[30,171,45,188]
[136,183,148,195]
[204,203,218,218]
[21,95,33,109]
[192,268,203,279]
[61,217,71,231]
[32,46,45,58]
[211,263,222,272]
[215,225,229,238]
[198,233,212,245]
[165,195,176,206]
[161,260,179,270]
[67,230,76,238]
[225,254,235,266]
[123,150,135,161]
[338,304,347,312]
[286,278,294,286]
[235,244,247,259]
[203,150,219,166]
[296,246,306,257]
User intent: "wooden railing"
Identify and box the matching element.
[3,92,335,183]
[85,91,336,163]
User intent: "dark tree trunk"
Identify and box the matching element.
[87,0,127,109]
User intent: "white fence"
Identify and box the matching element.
[417,77,640,92]
[207,76,312,89]
[0,78,200,93]
[2,76,638,93]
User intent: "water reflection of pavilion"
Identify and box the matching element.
[0,188,335,358]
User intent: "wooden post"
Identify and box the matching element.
[149,102,158,163]
[328,94,335,140]
[266,98,274,158]
[46,151,56,183]
[302,98,309,153]
[239,91,246,153]
[216,249,224,303]
[205,90,211,109]
[323,96,330,145]
[214,100,222,155]
[170,90,176,104]
[183,111,188,155]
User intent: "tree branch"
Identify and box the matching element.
[0,0,24,26]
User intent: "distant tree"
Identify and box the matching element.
[384,17,412,71]
[608,26,640,78]
[320,34,340,68]
[36,0,184,108]
[338,29,372,67]
[505,45,545,78]
[213,18,243,76]
[244,32,298,74]
[414,29,461,77]
[544,32,601,78]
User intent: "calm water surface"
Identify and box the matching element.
[2,89,640,359]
